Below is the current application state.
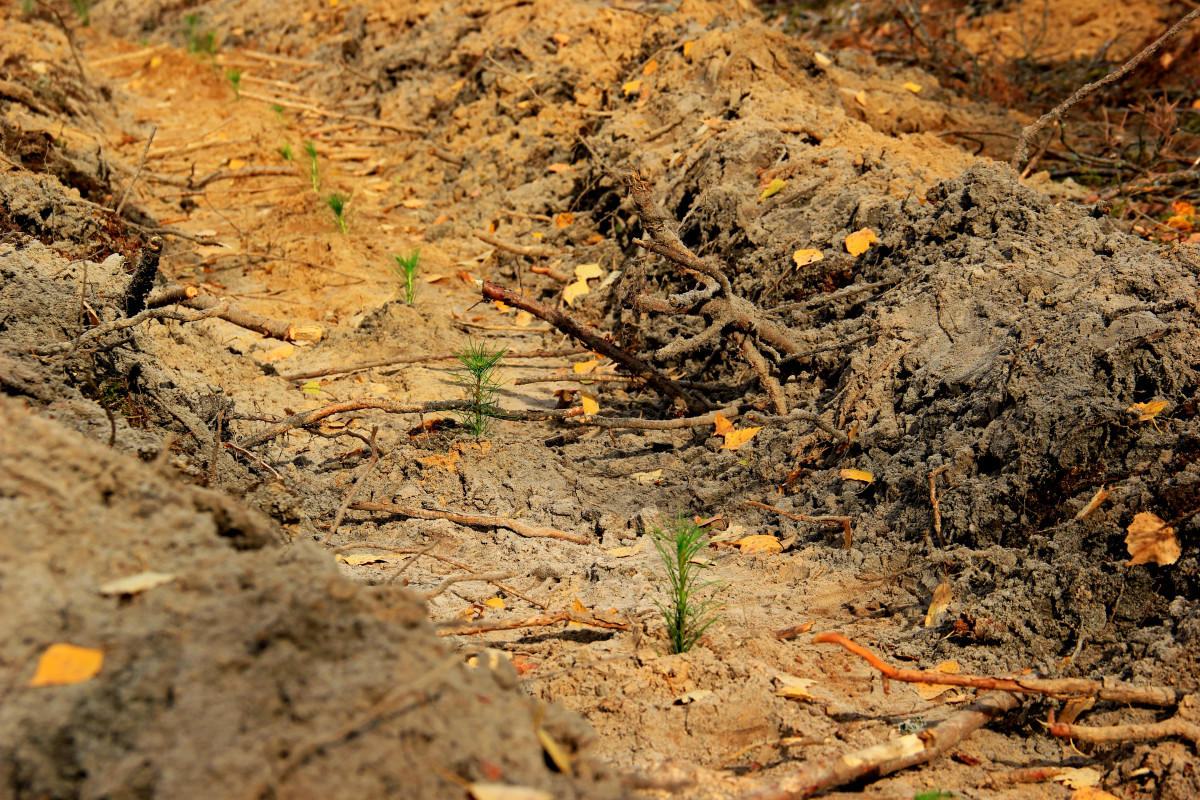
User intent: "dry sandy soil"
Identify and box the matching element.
[2,1,1199,799]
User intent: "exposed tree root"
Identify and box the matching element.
[438,609,629,637]
[814,632,1179,706]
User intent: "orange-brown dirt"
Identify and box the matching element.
[2,1,1199,799]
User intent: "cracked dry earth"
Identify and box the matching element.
[2,1,1199,799]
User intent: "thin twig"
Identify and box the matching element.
[351,500,591,545]
[929,464,950,547]
[425,571,516,599]
[1011,6,1200,168]
[237,400,469,449]
[115,125,156,218]
[323,426,380,545]
[239,90,429,134]
[281,347,587,382]
[472,230,560,258]
[438,609,628,637]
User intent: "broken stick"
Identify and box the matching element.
[481,280,699,413]
[237,399,468,449]
[351,500,591,545]
[738,691,1019,800]
[438,609,628,637]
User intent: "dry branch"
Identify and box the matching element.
[281,347,588,382]
[481,280,698,412]
[36,302,229,356]
[335,543,548,608]
[351,500,591,545]
[1011,6,1200,168]
[814,632,1178,706]
[624,170,805,411]
[472,231,559,257]
[438,609,629,637]
[180,293,317,342]
[739,690,1020,799]
[237,399,468,449]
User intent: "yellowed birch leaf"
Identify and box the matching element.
[844,228,878,256]
[793,248,824,267]
[1126,512,1180,566]
[924,580,953,628]
[29,644,104,687]
[722,426,762,450]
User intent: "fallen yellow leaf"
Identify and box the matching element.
[840,468,873,483]
[401,198,426,209]
[149,56,163,68]
[622,79,642,96]
[792,249,824,268]
[227,158,246,169]
[605,540,646,557]
[1129,399,1168,422]
[514,310,534,327]
[682,41,695,57]
[924,580,953,628]
[814,52,833,67]
[775,676,817,700]
[735,534,782,555]
[855,89,868,107]
[914,660,960,700]
[562,278,590,306]
[631,469,662,485]
[1126,512,1180,566]
[712,411,736,436]
[722,426,762,450]
[555,212,574,228]
[573,359,599,374]
[552,32,570,46]
[547,163,571,173]
[758,178,787,203]
[581,392,599,416]
[574,262,603,280]
[903,81,922,94]
[642,59,659,76]
[301,380,323,395]
[493,300,511,312]
[29,644,104,687]
[844,228,878,256]
[483,597,505,609]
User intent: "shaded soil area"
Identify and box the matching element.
[2,1,1199,799]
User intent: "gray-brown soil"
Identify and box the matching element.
[2,1,1199,799]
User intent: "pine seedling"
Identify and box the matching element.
[270,103,286,125]
[391,250,421,305]
[650,516,723,654]
[323,192,350,234]
[184,15,216,58]
[450,339,507,439]
[226,68,243,99]
[278,142,293,161]
[304,140,320,191]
